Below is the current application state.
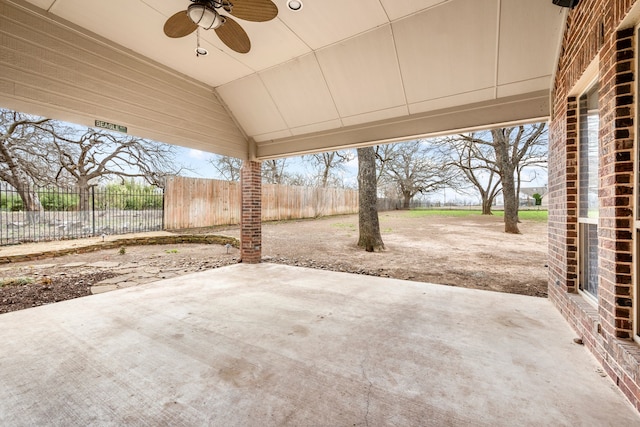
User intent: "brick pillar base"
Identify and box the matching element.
[240,160,261,263]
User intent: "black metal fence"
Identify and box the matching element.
[0,184,164,245]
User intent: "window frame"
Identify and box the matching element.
[576,80,600,306]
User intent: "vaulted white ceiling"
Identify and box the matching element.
[8,0,565,159]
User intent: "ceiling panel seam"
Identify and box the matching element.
[382,0,455,22]
[256,71,293,133]
[311,50,344,128]
[377,0,392,22]
[493,0,502,100]
[407,86,496,105]
[388,21,410,111]
[211,87,250,149]
[497,76,553,87]
[275,12,312,52]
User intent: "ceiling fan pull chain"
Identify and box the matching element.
[195,27,208,57]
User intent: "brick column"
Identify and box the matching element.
[598,27,635,339]
[240,160,262,264]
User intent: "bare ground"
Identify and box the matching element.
[255,211,548,297]
[0,211,548,314]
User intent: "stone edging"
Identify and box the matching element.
[0,235,239,264]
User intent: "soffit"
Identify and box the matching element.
[14,0,564,158]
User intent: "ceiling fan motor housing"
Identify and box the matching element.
[188,1,225,29]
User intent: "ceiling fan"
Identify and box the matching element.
[163,0,278,54]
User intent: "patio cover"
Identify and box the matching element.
[0,0,565,159]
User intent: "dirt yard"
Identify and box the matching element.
[0,211,548,314]
[254,211,548,297]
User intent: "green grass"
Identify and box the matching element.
[0,277,34,287]
[331,222,356,230]
[403,208,548,222]
[494,210,548,222]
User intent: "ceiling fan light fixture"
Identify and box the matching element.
[188,3,224,29]
[287,0,303,11]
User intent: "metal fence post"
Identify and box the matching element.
[161,187,165,230]
[91,185,96,236]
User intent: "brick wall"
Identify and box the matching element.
[549,0,640,411]
[599,27,635,340]
[240,161,262,264]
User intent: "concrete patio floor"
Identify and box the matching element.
[0,264,638,426]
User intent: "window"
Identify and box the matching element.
[578,83,599,300]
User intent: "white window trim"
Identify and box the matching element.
[578,218,598,225]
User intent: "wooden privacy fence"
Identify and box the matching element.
[164,176,359,230]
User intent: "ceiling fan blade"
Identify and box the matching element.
[164,10,197,38]
[216,16,251,53]
[227,0,278,22]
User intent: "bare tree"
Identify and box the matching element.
[262,159,289,184]
[438,136,502,215]
[304,150,354,187]
[0,110,58,222]
[374,144,394,184]
[209,155,242,181]
[375,140,458,209]
[52,128,183,218]
[283,172,312,187]
[357,146,384,252]
[451,124,547,233]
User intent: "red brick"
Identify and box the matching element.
[240,161,262,264]
[550,0,640,414]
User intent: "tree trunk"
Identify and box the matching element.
[490,129,520,233]
[501,171,520,233]
[78,178,91,222]
[321,166,330,188]
[481,197,493,215]
[357,147,385,252]
[16,185,43,224]
[402,191,411,209]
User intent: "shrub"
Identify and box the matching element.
[99,181,163,210]
[0,194,24,212]
[532,193,543,206]
[38,191,79,211]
